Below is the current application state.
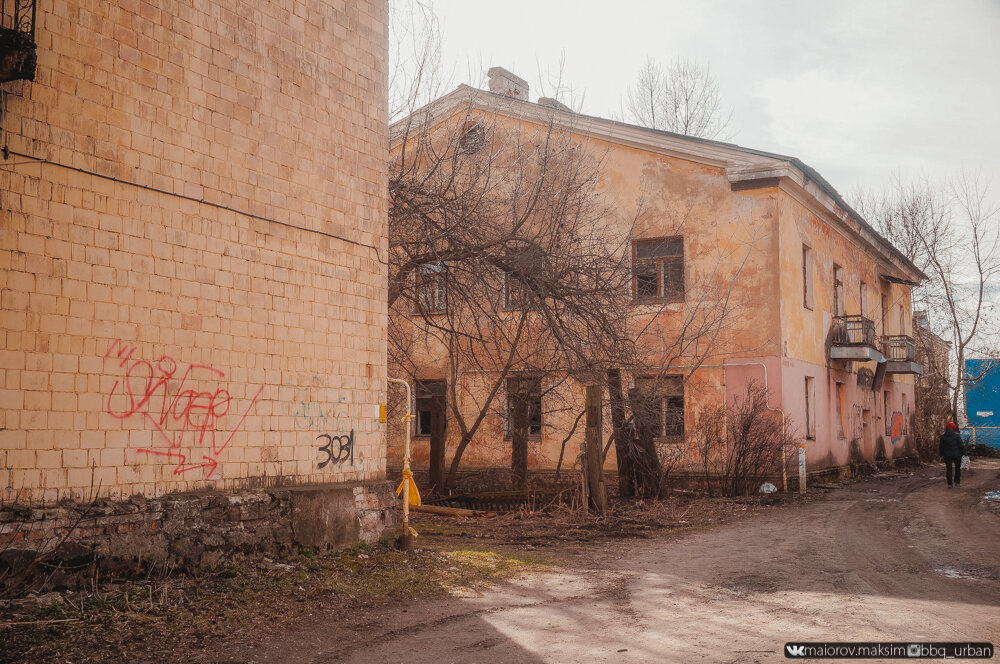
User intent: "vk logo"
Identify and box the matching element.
[786,644,806,657]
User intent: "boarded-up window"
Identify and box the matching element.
[803,245,814,309]
[833,265,845,316]
[805,376,816,440]
[503,271,527,310]
[634,375,685,438]
[633,238,684,302]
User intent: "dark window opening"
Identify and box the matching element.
[458,122,485,154]
[633,238,684,303]
[415,380,447,437]
[802,244,813,309]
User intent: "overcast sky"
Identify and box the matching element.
[425,0,1000,203]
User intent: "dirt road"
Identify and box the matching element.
[235,461,1000,663]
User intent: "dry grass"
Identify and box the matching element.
[0,540,548,664]
[409,492,802,547]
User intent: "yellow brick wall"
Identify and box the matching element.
[0,0,389,503]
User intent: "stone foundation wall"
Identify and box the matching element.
[0,480,397,588]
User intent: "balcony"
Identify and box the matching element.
[882,335,923,375]
[830,315,884,362]
[0,0,37,82]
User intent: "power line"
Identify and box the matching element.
[0,147,386,265]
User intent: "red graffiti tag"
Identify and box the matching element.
[103,339,263,478]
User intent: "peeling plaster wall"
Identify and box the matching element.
[772,193,917,468]
[389,119,781,475]
[388,110,918,479]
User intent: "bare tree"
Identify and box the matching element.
[854,173,1000,421]
[389,0,446,123]
[624,57,734,140]
[389,99,637,491]
[911,315,954,458]
[605,196,768,498]
[692,381,796,497]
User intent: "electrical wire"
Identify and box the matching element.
[0,145,386,265]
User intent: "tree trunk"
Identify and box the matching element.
[511,390,529,491]
[584,384,607,512]
[444,434,473,491]
[952,347,963,423]
[628,387,664,498]
[428,394,446,494]
[606,369,636,498]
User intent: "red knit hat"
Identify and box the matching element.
[946,421,957,430]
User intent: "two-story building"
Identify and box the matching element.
[388,68,924,489]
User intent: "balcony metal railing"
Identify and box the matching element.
[0,0,37,82]
[882,335,917,362]
[831,315,878,347]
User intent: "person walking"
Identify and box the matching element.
[939,421,965,488]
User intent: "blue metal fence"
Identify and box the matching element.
[965,359,1000,449]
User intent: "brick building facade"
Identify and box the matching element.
[0,0,390,529]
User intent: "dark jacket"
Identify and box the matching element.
[939,429,965,458]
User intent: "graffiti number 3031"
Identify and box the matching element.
[317,431,354,468]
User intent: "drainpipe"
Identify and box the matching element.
[387,377,417,549]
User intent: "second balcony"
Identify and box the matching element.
[830,315,884,362]
[882,335,923,374]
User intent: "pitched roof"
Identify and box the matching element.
[393,84,926,283]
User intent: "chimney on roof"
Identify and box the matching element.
[488,67,529,100]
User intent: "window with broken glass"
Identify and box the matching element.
[634,375,685,438]
[633,237,684,303]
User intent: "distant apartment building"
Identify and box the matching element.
[1,0,391,551]
[388,69,924,487]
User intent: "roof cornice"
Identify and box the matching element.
[392,85,926,284]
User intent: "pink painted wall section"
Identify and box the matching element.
[722,357,785,415]
[722,356,915,471]
[778,357,914,468]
